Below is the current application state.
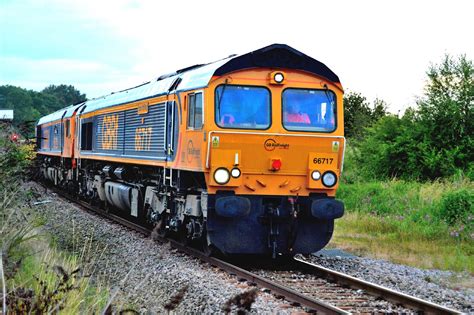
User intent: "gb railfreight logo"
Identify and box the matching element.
[264,138,290,151]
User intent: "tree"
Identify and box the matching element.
[343,92,372,138]
[417,54,473,171]
[354,54,473,180]
[343,92,388,139]
[0,85,87,136]
[42,84,86,106]
[372,98,388,121]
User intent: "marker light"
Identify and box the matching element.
[322,171,337,188]
[311,171,321,181]
[271,159,282,171]
[231,168,241,178]
[214,168,230,185]
[274,72,284,83]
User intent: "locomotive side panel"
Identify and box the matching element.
[78,100,179,164]
[94,111,125,154]
[123,102,166,158]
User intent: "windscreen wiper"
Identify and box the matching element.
[216,78,230,117]
[323,83,335,105]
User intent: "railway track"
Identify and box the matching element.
[247,258,463,314]
[46,184,462,314]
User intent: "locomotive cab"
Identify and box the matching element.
[203,66,345,257]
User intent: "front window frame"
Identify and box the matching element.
[281,87,338,133]
[214,84,272,130]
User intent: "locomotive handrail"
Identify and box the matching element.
[205,130,346,171]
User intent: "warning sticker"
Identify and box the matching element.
[212,136,220,148]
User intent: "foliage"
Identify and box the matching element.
[343,92,387,139]
[7,245,109,313]
[0,125,35,186]
[0,85,86,136]
[42,84,86,107]
[0,130,108,313]
[351,54,473,180]
[438,189,473,226]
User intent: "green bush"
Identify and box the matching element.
[349,55,473,181]
[438,189,473,225]
[0,130,35,185]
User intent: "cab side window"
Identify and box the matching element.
[187,92,203,129]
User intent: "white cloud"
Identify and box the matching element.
[0,56,143,97]
[2,0,473,112]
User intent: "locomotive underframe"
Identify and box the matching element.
[39,154,343,257]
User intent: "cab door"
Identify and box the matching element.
[62,118,71,157]
[165,100,177,161]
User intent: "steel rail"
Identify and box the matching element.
[293,257,462,315]
[48,186,348,314]
[166,240,348,314]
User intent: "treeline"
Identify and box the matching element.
[0,84,86,135]
[344,54,473,181]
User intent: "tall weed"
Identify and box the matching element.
[438,189,473,226]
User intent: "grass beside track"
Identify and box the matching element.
[1,184,110,313]
[8,237,109,313]
[331,178,474,275]
[0,133,110,313]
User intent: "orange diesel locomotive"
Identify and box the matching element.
[37,44,345,257]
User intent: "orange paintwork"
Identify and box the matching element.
[189,68,344,197]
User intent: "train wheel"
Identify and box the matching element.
[201,230,220,257]
[177,222,190,246]
[151,215,168,241]
[202,242,218,257]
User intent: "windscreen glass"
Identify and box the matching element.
[215,85,270,129]
[282,88,336,132]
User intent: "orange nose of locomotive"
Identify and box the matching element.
[207,133,344,197]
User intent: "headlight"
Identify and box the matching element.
[214,168,230,185]
[322,171,337,187]
[311,170,321,180]
[274,72,284,83]
[231,168,241,178]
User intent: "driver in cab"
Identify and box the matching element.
[284,103,310,124]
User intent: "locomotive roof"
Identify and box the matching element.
[37,44,339,125]
[37,102,85,125]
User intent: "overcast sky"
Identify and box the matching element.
[1,0,473,113]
